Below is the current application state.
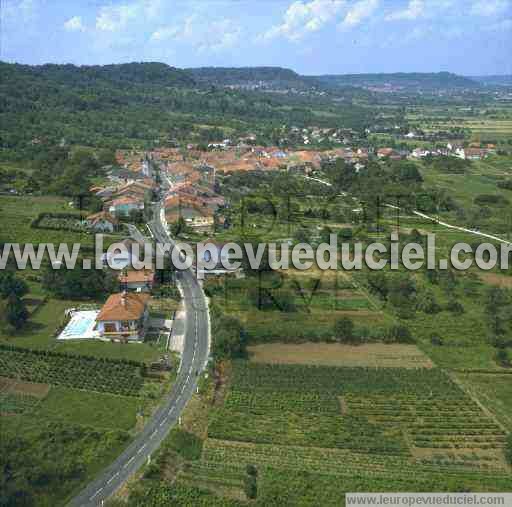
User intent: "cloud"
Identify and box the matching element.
[95,3,140,31]
[64,16,85,32]
[151,14,198,42]
[341,0,379,27]
[470,0,510,17]
[151,16,240,53]
[2,0,37,21]
[144,0,164,20]
[385,0,425,21]
[260,0,345,42]
[197,19,240,53]
[151,26,179,41]
[483,17,512,30]
[95,0,164,32]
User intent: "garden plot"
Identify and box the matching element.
[248,342,433,368]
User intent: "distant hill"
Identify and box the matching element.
[469,75,512,87]
[311,72,481,91]
[186,68,484,93]
[186,66,321,90]
[0,61,195,89]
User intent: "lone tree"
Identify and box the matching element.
[0,271,28,299]
[5,293,29,330]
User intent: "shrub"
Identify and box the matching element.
[430,334,444,346]
[166,429,203,461]
[474,194,509,207]
[506,434,512,465]
[246,464,258,477]
[387,325,414,344]
[417,291,441,314]
[495,349,511,368]
[445,300,464,315]
[334,317,356,344]
[244,474,257,499]
[497,179,512,191]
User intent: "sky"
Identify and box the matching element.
[1,0,511,75]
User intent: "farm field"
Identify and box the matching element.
[0,340,170,505]
[205,270,391,343]
[1,413,131,506]
[0,194,94,246]
[0,194,123,247]
[247,342,433,368]
[135,361,511,506]
[455,372,512,432]
[0,344,146,396]
[33,386,142,431]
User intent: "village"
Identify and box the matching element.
[54,130,497,347]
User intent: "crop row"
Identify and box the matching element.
[225,390,340,414]
[202,439,509,479]
[0,348,144,396]
[0,393,39,414]
[208,409,407,455]
[231,361,463,396]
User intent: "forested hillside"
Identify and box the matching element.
[0,61,373,156]
[187,66,319,89]
[313,72,481,91]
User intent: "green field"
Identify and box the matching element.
[126,361,511,506]
[33,386,142,431]
[0,194,123,247]
[455,372,512,431]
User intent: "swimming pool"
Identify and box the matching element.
[58,311,100,340]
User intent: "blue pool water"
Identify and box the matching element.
[59,311,99,339]
[66,317,93,335]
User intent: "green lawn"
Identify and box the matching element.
[34,386,141,431]
[0,194,93,245]
[0,194,123,247]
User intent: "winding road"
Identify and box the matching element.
[69,204,210,507]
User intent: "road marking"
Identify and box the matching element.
[137,444,146,454]
[159,420,166,427]
[150,430,157,439]
[106,472,118,485]
[123,456,135,468]
[90,487,103,500]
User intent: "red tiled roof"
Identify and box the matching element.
[96,292,150,321]
[86,211,119,225]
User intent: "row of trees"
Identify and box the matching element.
[334,317,413,345]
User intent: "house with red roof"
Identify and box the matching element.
[96,292,150,342]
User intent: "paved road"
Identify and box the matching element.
[385,204,512,246]
[69,205,210,507]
